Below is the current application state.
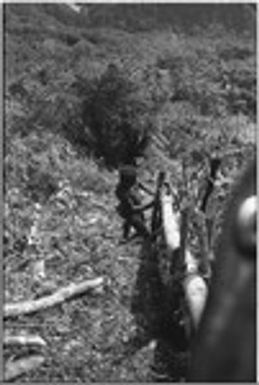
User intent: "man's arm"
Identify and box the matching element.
[138,182,155,196]
[132,199,154,213]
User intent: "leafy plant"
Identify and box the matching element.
[81,64,153,167]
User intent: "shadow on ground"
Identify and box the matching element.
[114,238,191,381]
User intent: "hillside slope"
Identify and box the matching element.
[5,131,156,381]
[4,3,256,382]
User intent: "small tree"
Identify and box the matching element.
[82,64,152,167]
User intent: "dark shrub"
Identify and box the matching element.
[81,64,152,167]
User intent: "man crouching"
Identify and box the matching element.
[116,165,154,241]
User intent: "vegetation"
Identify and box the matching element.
[4,3,256,382]
[79,64,152,166]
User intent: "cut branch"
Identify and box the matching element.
[152,134,166,151]
[4,334,47,347]
[183,273,208,329]
[156,131,169,148]
[4,277,104,318]
[160,187,180,251]
[152,134,168,152]
[5,355,45,381]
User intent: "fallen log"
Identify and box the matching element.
[4,355,45,381]
[184,248,208,328]
[4,334,47,347]
[160,186,208,328]
[160,188,180,250]
[183,270,208,329]
[4,277,104,318]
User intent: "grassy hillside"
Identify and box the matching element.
[85,3,256,32]
[4,3,256,382]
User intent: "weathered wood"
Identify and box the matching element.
[160,188,180,251]
[4,334,47,347]
[4,277,104,318]
[159,185,208,328]
[183,273,208,329]
[5,355,45,381]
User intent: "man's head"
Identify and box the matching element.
[119,165,137,187]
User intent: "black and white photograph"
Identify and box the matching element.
[3,2,257,382]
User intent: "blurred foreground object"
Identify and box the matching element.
[188,156,256,382]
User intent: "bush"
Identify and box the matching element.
[157,50,228,116]
[81,64,153,167]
